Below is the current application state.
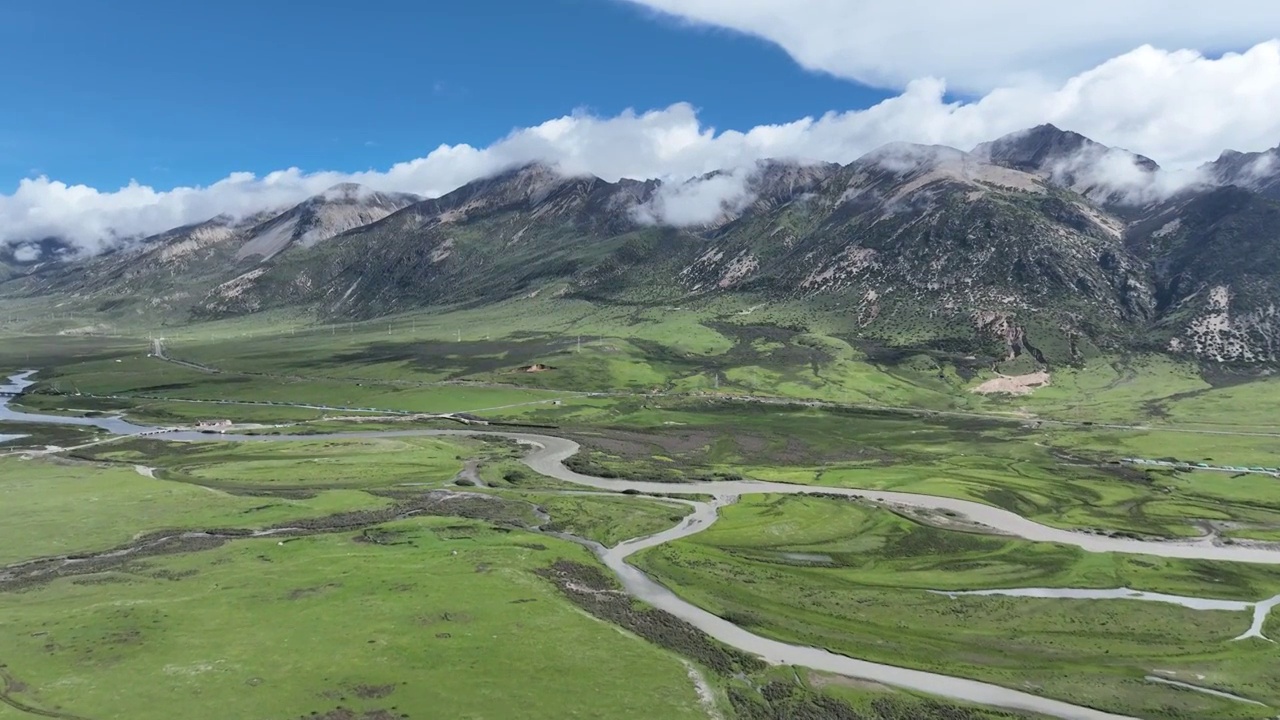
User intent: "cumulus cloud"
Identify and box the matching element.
[860,143,971,175]
[12,244,42,263]
[632,168,756,226]
[1051,149,1212,205]
[5,41,1280,249]
[620,0,1280,92]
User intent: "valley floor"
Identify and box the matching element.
[3,309,1280,720]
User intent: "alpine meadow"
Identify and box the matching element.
[5,4,1280,720]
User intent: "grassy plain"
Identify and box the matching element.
[0,518,711,720]
[552,402,1280,541]
[527,493,693,547]
[5,302,1280,720]
[634,494,1280,719]
[0,456,392,565]
[0,438,1016,720]
[78,436,472,492]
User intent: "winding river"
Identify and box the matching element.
[4,371,1277,720]
[0,371,152,435]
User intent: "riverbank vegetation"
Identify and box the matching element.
[634,494,1280,719]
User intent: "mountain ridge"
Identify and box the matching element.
[5,126,1280,366]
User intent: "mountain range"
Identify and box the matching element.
[4,124,1279,366]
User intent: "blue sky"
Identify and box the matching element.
[0,0,888,190]
[3,1,1279,248]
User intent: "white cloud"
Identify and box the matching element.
[4,41,1280,249]
[1245,152,1278,180]
[12,244,41,263]
[1051,149,1213,205]
[620,0,1280,92]
[861,143,969,175]
[633,168,756,227]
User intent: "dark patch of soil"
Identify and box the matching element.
[287,583,342,601]
[569,429,718,458]
[534,560,765,676]
[417,611,473,627]
[319,334,572,380]
[146,568,199,581]
[353,529,412,546]
[70,575,130,587]
[302,709,406,720]
[352,685,395,700]
[0,532,230,593]
[730,679,1002,720]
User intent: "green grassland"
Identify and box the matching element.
[634,494,1280,719]
[78,436,472,492]
[13,350,574,420]
[0,518,711,720]
[526,493,693,547]
[546,401,1280,541]
[0,437,1020,720]
[0,438,721,720]
[0,456,393,565]
[6,299,1280,435]
[11,323,1280,544]
[5,303,1280,720]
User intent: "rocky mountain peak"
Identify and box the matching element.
[974,125,1163,208]
[233,185,420,261]
[308,183,420,209]
[975,124,1159,175]
[747,159,841,201]
[316,182,368,202]
[1205,145,1280,199]
[850,143,1046,195]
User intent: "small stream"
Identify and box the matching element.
[931,587,1280,641]
[1144,677,1267,706]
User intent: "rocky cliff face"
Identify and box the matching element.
[1206,147,1280,201]
[233,184,420,261]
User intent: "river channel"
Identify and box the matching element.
[4,371,1275,720]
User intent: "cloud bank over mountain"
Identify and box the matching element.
[5,26,1280,251]
[621,0,1280,91]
